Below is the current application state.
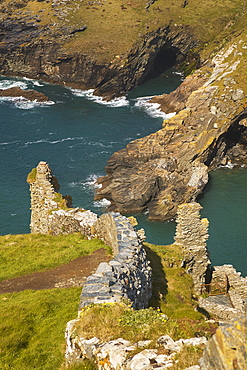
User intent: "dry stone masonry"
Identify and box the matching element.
[199,264,247,321]
[27,162,247,369]
[174,202,212,295]
[27,161,98,238]
[48,208,97,239]
[79,212,152,310]
[27,161,63,234]
[27,162,152,310]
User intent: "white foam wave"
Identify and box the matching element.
[0,95,55,109]
[70,88,129,107]
[0,79,28,90]
[134,96,176,119]
[172,70,184,77]
[23,77,44,86]
[93,198,111,208]
[24,136,84,146]
[84,174,103,188]
[68,174,103,190]
[15,99,55,110]
[0,140,20,146]
[219,161,235,169]
[88,141,113,148]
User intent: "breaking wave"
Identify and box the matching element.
[133,96,176,119]
[70,88,129,107]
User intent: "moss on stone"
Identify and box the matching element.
[26,168,37,184]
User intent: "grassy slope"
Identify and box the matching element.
[60,0,246,61]
[0,233,110,281]
[0,233,109,370]
[2,0,246,63]
[0,235,216,369]
[0,288,82,370]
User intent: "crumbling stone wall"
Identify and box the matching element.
[79,212,152,310]
[49,208,97,239]
[27,161,97,237]
[27,162,152,310]
[199,264,247,321]
[93,213,119,255]
[174,202,212,294]
[27,161,61,233]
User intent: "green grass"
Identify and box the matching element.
[26,168,37,184]
[0,233,111,281]
[0,288,97,370]
[2,0,246,65]
[0,237,217,369]
[74,243,217,343]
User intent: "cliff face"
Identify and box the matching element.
[0,0,245,97]
[95,36,247,220]
[0,8,197,98]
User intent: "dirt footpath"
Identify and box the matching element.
[0,249,111,293]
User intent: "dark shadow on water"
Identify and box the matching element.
[143,244,168,308]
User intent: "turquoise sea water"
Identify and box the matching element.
[0,71,246,276]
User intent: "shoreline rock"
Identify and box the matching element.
[95,40,247,221]
[0,86,49,102]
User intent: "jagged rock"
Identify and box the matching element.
[199,316,247,370]
[149,72,207,114]
[65,331,208,369]
[0,86,49,101]
[95,42,247,220]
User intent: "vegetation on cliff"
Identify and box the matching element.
[0,235,217,369]
[1,0,245,60]
[26,168,37,184]
[0,233,110,281]
[1,0,247,94]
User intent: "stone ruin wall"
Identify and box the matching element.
[174,202,212,295]
[27,162,247,370]
[27,161,152,310]
[27,162,247,320]
[28,161,60,234]
[27,161,96,238]
[174,202,247,321]
[78,212,152,310]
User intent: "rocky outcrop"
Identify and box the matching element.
[95,40,247,220]
[199,316,247,370]
[0,87,49,101]
[0,0,200,98]
[93,26,198,98]
[65,330,207,369]
[174,202,212,295]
